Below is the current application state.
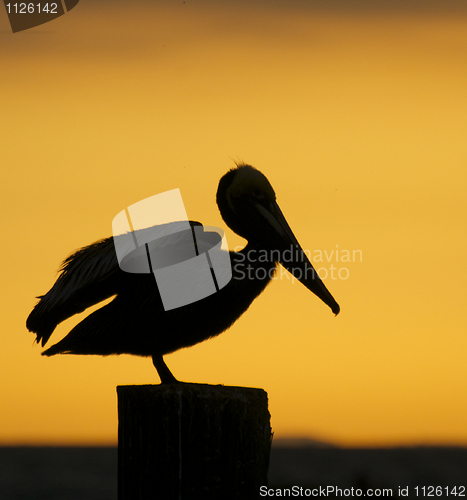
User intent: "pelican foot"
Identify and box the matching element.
[152,354,181,384]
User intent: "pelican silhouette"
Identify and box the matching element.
[27,164,339,383]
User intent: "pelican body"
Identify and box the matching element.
[27,165,339,383]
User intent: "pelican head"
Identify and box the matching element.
[217,164,340,315]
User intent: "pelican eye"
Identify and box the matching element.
[252,188,264,199]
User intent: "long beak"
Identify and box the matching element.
[256,201,340,315]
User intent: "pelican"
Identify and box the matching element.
[27,164,340,383]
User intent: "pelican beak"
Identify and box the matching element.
[256,201,340,315]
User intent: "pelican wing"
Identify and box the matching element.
[26,221,203,346]
[26,237,120,346]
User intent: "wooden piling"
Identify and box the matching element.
[117,384,272,499]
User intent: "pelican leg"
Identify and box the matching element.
[152,354,179,384]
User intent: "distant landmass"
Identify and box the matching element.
[1,444,466,499]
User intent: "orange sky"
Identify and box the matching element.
[1,1,466,446]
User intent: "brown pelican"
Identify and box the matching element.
[27,164,339,383]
